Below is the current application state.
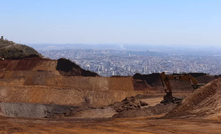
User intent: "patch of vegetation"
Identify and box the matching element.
[0,38,42,59]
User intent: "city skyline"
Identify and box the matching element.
[39,48,221,76]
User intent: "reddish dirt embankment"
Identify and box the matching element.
[0,57,145,107]
[0,57,98,78]
[165,78,221,119]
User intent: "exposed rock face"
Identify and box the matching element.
[0,57,144,108]
[113,103,177,118]
[110,96,148,113]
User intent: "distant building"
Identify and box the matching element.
[112,71,115,76]
[177,69,180,73]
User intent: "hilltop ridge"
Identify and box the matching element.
[0,36,42,59]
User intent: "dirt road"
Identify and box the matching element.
[0,116,221,134]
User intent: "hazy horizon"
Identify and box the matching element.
[1,0,221,46]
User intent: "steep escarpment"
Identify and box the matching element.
[0,56,59,79]
[0,56,143,108]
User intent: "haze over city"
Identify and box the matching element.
[2,1,221,133]
[1,0,221,46]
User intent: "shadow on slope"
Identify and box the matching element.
[56,58,99,77]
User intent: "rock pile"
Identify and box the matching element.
[110,96,148,112]
[113,103,177,118]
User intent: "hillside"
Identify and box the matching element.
[0,37,220,122]
[0,56,142,108]
[0,37,42,59]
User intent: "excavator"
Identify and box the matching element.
[160,72,204,104]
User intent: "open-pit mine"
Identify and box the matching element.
[0,39,221,133]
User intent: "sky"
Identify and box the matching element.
[0,0,221,45]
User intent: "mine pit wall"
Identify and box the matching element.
[0,102,77,118]
[0,59,145,107]
[0,58,57,71]
[0,77,143,107]
[25,76,135,91]
[0,59,60,79]
[0,86,140,107]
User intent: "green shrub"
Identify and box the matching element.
[0,38,42,59]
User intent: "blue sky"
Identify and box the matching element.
[0,0,221,45]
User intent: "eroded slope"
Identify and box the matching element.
[0,57,144,108]
[165,78,221,119]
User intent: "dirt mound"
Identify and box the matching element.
[73,107,117,118]
[164,78,221,119]
[110,96,148,112]
[113,103,176,118]
[109,94,176,118]
[56,58,98,76]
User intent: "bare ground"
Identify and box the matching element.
[0,56,220,133]
[0,94,220,134]
[0,116,221,134]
